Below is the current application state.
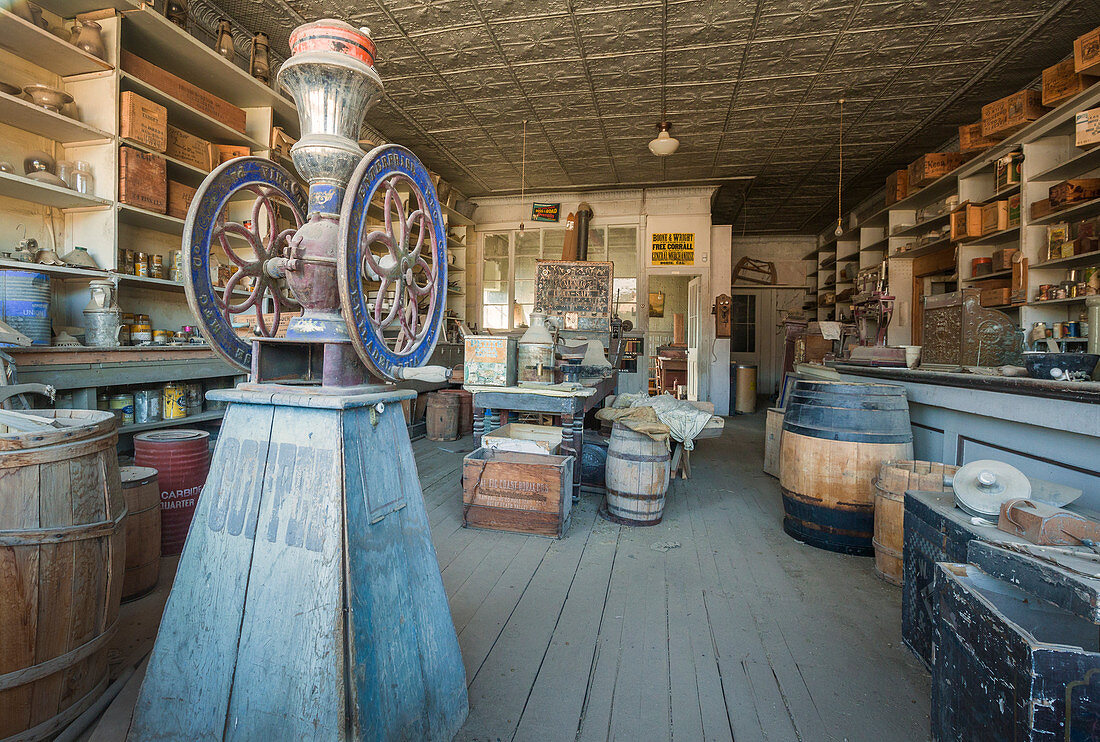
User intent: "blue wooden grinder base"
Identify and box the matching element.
[129,385,469,740]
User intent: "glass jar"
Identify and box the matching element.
[56,160,73,188]
[70,160,94,195]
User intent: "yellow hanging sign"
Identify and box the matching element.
[651,232,695,266]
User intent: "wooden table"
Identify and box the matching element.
[466,375,616,500]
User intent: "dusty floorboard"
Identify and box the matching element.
[88,411,930,741]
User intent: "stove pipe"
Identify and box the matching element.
[575,202,593,261]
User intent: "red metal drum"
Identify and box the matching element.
[288,19,376,67]
[438,388,473,435]
[134,430,211,555]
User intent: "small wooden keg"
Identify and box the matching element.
[873,460,957,585]
[0,409,125,740]
[779,380,913,555]
[602,422,670,526]
[425,392,460,441]
[120,466,162,600]
[438,388,473,435]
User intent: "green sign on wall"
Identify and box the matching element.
[531,202,561,222]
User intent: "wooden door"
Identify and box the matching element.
[687,276,701,400]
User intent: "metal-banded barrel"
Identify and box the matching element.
[779,380,913,555]
[602,423,670,526]
[134,430,210,556]
[120,466,162,600]
[0,269,51,345]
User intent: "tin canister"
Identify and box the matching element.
[119,248,134,274]
[132,323,152,343]
[152,329,169,345]
[1065,321,1081,337]
[134,388,162,424]
[169,250,182,282]
[135,252,149,277]
[150,254,164,279]
[163,382,187,419]
[135,313,150,324]
[97,392,109,411]
[109,393,135,426]
[183,382,204,415]
[1053,322,1064,338]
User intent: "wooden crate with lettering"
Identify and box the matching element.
[119,145,167,213]
[121,50,246,133]
[462,448,573,538]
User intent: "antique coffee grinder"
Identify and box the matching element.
[129,20,467,741]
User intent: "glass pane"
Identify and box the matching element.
[612,277,637,328]
[483,304,508,329]
[515,230,540,256]
[542,228,565,258]
[608,226,637,277]
[515,280,534,305]
[483,255,508,285]
[517,304,534,327]
[731,295,756,353]
[484,232,508,258]
[586,226,606,260]
[515,256,538,280]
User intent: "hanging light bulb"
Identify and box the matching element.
[834,98,845,237]
[648,121,679,156]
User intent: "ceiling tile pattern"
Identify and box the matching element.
[220,0,1100,232]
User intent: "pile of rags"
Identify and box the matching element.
[595,392,715,450]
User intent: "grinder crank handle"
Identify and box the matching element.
[393,366,452,383]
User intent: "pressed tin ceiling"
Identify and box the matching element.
[214,0,1100,233]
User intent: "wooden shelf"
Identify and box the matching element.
[1032,252,1100,271]
[862,236,889,253]
[1034,147,1100,183]
[121,72,266,150]
[890,237,953,259]
[965,268,1013,282]
[888,173,959,212]
[1031,196,1100,226]
[1029,296,1090,307]
[0,257,107,278]
[443,203,474,226]
[0,9,113,77]
[891,212,951,238]
[120,409,224,435]
[0,89,112,143]
[117,203,185,234]
[991,183,1020,201]
[984,303,1024,311]
[0,169,111,209]
[965,226,1020,247]
[121,7,298,136]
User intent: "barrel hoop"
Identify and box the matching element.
[0,674,109,742]
[0,619,118,691]
[872,478,907,502]
[782,517,874,557]
[872,538,902,559]
[781,420,912,444]
[0,506,128,547]
[599,504,662,527]
[124,502,161,517]
[780,486,872,513]
[606,487,665,501]
[0,429,118,464]
[780,492,873,535]
[607,450,670,463]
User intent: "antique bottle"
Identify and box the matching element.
[215,19,234,62]
[250,32,270,83]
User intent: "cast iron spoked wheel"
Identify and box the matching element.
[182,157,306,371]
[338,144,448,381]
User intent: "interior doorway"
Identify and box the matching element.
[646,274,700,399]
[730,288,804,400]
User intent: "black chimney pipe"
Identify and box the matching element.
[575,202,593,261]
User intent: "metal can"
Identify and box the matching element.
[109,393,135,426]
[150,254,164,279]
[163,382,187,419]
[152,329,169,345]
[132,323,152,344]
[183,382,204,414]
[1053,322,1064,338]
[135,252,149,277]
[1065,321,1081,337]
[134,388,162,424]
[169,250,183,282]
[119,248,134,275]
[135,313,150,324]
[97,392,109,411]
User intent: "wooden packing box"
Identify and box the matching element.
[1076,26,1100,76]
[994,152,1022,192]
[763,407,782,478]
[483,423,563,455]
[885,169,908,206]
[979,287,1011,307]
[1077,108,1100,149]
[932,555,1100,742]
[981,201,1010,235]
[166,125,216,172]
[462,448,573,538]
[1042,58,1097,107]
[958,122,1004,153]
[118,145,166,213]
[463,335,517,386]
[1050,178,1100,208]
[121,50,246,133]
[908,152,968,189]
[167,180,197,220]
[216,144,250,164]
[950,202,984,242]
[232,310,300,338]
[1008,193,1021,227]
[982,89,1048,138]
[992,247,1018,271]
[119,91,167,152]
[271,126,295,159]
[1031,197,1054,220]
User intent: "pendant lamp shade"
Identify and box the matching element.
[648,122,679,156]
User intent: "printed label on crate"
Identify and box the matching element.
[531,202,560,222]
[650,232,695,265]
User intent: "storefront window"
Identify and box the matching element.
[482,232,510,329]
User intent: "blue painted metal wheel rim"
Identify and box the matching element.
[339,145,448,382]
[183,157,306,371]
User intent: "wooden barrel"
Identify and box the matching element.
[425,393,460,441]
[120,466,161,601]
[134,430,210,556]
[602,422,670,526]
[438,388,473,435]
[0,409,126,741]
[779,380,913,555]
[873,460,958,585]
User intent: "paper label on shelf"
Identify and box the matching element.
[819,321,842,340]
